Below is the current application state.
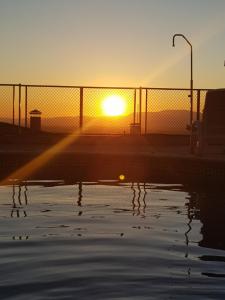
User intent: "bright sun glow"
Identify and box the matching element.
[102,95,126,116]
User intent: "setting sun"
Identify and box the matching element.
[102,95,126,116]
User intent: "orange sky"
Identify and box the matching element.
[0,0,225,89]
[1,1,225,122]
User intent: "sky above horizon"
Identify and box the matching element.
[0,0,225,88]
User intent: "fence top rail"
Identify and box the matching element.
[0,83,212,91]
[0,83,137,90]
[0,83,17,87]
[144,87,211,92]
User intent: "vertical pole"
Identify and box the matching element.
[190,45,194,154]
[25,86,28,128]
[18,84,21,130]
[80,87,83,130]
[12,85,15,125]
[145,89,148,135]
[196,89,202,156]
[190,48,193,125]
[139,87,142,134]
[196,89,200,121]
[172,34,194,154]
[133,89,136,124]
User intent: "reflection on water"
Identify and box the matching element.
[77,182,83,216]
[77,182,82,207]
[5,181,225,251]
[75,181,148,218]
[131,182,146,217]
[11,184,28,218]
[196,191,225,251]
[0,181,225,299]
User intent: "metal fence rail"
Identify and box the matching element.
[0,83,209,135]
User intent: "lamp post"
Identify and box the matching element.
[172,34,193,154]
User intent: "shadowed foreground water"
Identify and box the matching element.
[0,181,225,299]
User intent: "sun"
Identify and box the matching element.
[102,95,126,116]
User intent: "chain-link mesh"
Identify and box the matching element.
[25,86,80,132]
[0,84,212,135]
[0,85,14,125]
[145,88,199,134]
[82,88,136,134]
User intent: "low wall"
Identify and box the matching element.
[1,151,225,187]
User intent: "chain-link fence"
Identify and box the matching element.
[24,86,80,132]
[0,85,15,125]
[0,84,210,135]
[145,88,198,134]
[82,87,137,134]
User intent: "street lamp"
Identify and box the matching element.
[172,34,193,153]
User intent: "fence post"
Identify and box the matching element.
[133,89,136,124]
[139,87,142,134]
[79,87,83,130]
[145,89,148,135]
[189,90,194,154]
[197,89,200,121]
[12,85,15,125]
[18,84,21,130]
[196,89,203,156]
[25,85,28,128]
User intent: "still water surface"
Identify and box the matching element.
[0,181,225,299]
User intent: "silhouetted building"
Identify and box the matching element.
[130,123,141,135]
[30,109,42,132]
[203,89,225,136]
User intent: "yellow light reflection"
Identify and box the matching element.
[119,174,125,181]
[102,95,126,116]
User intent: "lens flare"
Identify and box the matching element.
[119,174,125,181]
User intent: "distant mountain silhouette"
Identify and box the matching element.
[40,110,196,134]
[144,110,197,134]
[0,110,198,134]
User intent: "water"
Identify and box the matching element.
[0,181,225,299]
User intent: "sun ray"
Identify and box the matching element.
[0,122,95,185]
